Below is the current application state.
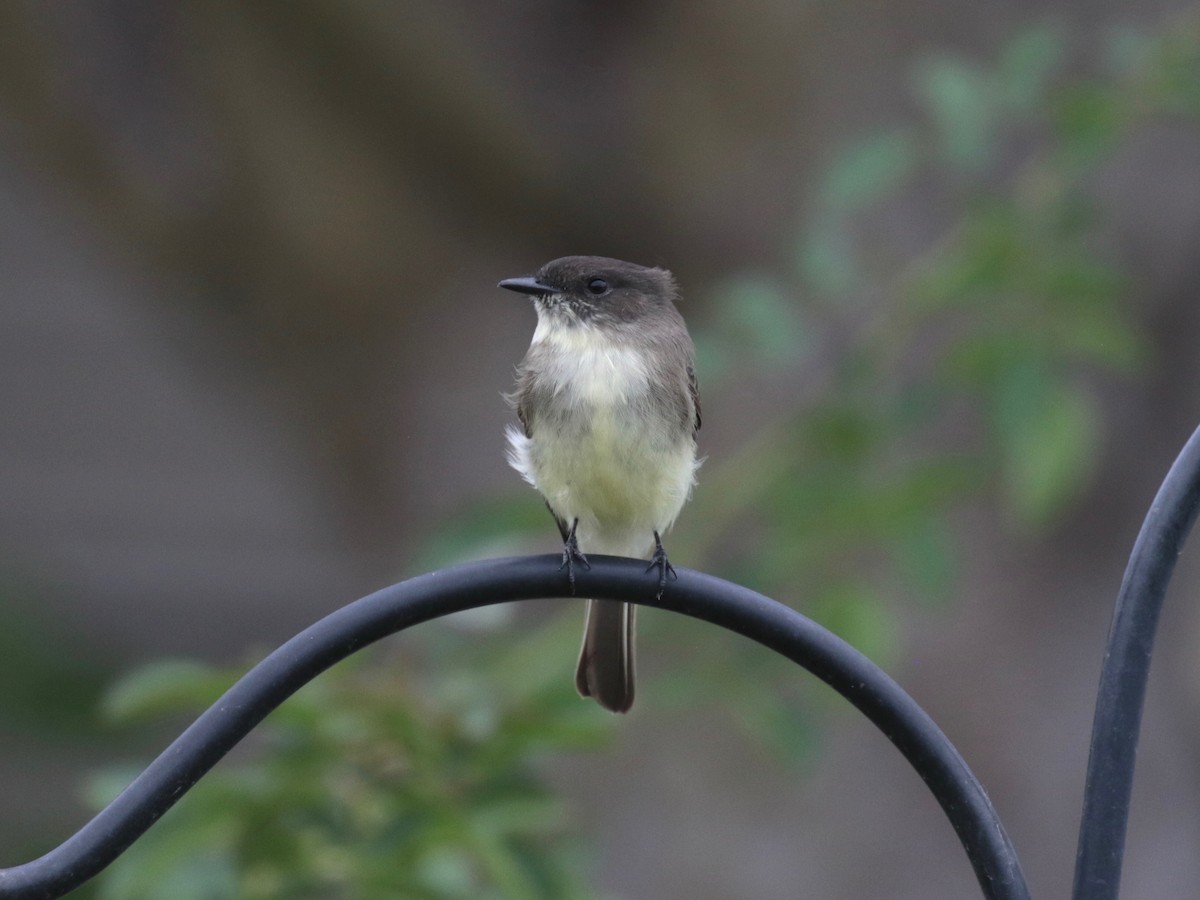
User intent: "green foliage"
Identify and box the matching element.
[999,26,1065,112]
[0,577,112,737]
[94,649,603,899]
[92,16,1200,899]
[822,130,920,212]
[914,55,998,171]
[694,274,808,378]
[691,19,1173,650]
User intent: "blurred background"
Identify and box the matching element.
[2,2,1200,898]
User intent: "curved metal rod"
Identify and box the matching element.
[1072,423,1200,900]
[0,556,1029,900]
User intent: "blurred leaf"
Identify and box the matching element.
[1106,26,1156,77]
[1116,22,1200,115]
[797,222,861,298]
[487,613,587,707]
[893,516,958,604]
[913,55,996,171]
[101,660,233,724]
[909,202,1024,309]
[415,846,478,895]
[1157,29,1200,115]
[881,458,981,530]
[99,848,239,900]
[0,579,111,735]
[998,25,1065,112]
[691,330,732,384]
[1057,304,1146,371]
[1037,254,1121,304]
[810,583,896,666]
[994,369,1099,526]
[712,275,807,366]
[822,130,919,212]
[418,494,555,571]
[734,694,819,768]
[803,400,881,461]
[1054,83,1125,166]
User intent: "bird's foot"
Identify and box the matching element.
[645,531,677,599]
[560,518,590,594]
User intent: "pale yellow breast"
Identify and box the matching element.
[522,319,696,555]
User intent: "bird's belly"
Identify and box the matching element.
[528,406,695,557]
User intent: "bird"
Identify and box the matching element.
[498,256,700,713]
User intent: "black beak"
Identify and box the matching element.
[498,276,556,296]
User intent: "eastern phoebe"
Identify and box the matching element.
[499,256,701,713]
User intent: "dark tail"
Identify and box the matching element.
[575,599,636,713]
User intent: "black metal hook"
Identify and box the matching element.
[0,556,1029,899]
[1072,423,1200,899]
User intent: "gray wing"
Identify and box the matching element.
[511,359,567,537]
[511,361,536,438]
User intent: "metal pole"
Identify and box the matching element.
[1072,423,1200,900]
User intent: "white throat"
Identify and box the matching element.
[530,314,651,404]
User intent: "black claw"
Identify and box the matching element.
[646,531,676,599]
[560,518,590,594]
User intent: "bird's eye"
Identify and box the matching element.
[586,278,609,295]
